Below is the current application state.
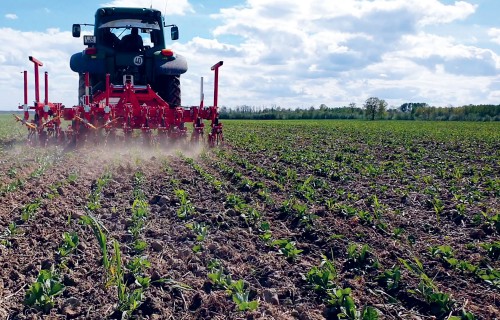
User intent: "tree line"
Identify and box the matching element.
[219,99,500,121]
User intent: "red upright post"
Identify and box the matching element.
[211,61,223,108]
[105,74,110,108]
[84,72,90,107]
[23,71,29,120]
[29,56,43,103]
[23,71,28,105]
[44,71,49,106]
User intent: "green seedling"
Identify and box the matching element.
[346,243,374,269]
[174,189,195,219]
[272,239,303,261]
[429,245,454,259]
[110,241,148,316]
[21,198,42,221]
[186,222,209,242]
[81,215,109,271]
[306,255,337,292]
[24,268,65,312]
[258,221,272,243]
[5,222,19,236]
[392,227,404,238]
[476,268,500,287]
[207,267,258,312]
[326,287,378,320]
[208,267,232,290]
[376,266,401,291]
[57,231,79,257]
[241,207,262,227]
[481,241,500,261]
[432,197,444,224]
[131,199,148,220]
[232,290,259,311]
[126,256,151,276]
[133,239,148,253]
[410,281,454,318]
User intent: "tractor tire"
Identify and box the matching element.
[156,75,181,108]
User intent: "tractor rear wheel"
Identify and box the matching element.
[156,75,181,108]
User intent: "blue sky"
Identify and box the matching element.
[1,0,500,110]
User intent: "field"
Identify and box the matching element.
[0,116,499,319]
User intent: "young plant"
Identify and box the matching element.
[432,197,444,224]
[241,207,262,227]
[272,239,303,261]
[226,279,259,311]
[24,268,65,312]
[481,241,500,261]
[86,173,112,211]
[258,221,272,243]
[326,287,378,320]
[21,198,42,221]
[187,222,209,242]
[186,222,209,252]
[306,255,337,292]
[132,239,148,253]
[207,266,259,312]
[208,266,233,289]
[410,281,454,318]
[376,266,401,291]
[346,243,375,270]
[126,256,151,275]
[57,231,79,258]
[174,189,196,219]
[81,215,110,271]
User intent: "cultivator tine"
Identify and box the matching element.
[13,114,37,130]
[40,116,61,129]
[98,117,122,129]
[75,116,97,130]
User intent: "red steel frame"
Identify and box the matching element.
[17,56,63,144]
[17,57,224,146]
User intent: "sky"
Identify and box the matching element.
[1,0,500,111]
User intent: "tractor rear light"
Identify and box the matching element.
[85,47,97,55]
[161,49,174,57]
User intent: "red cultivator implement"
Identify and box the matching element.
[16,57,224,148]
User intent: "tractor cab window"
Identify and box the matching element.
[98,19,160,51]
[100,28,120,48]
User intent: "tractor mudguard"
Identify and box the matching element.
[70,52,106,74]
[155,54,188,75]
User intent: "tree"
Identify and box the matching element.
[378,99,387,119]
[364,97,380,120]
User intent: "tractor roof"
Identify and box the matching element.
[95,7,163,21]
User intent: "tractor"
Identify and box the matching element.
[16,7,224,147]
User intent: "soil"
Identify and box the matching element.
[0,126,498,320]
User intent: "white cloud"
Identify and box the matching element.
[0,0,497,112]
[5,14,18,20]
[488,28,500,45]
[100,0,194,15]
[0,28,83,109]
[199,0,496,107]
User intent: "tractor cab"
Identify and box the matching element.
[70,7,186,106]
